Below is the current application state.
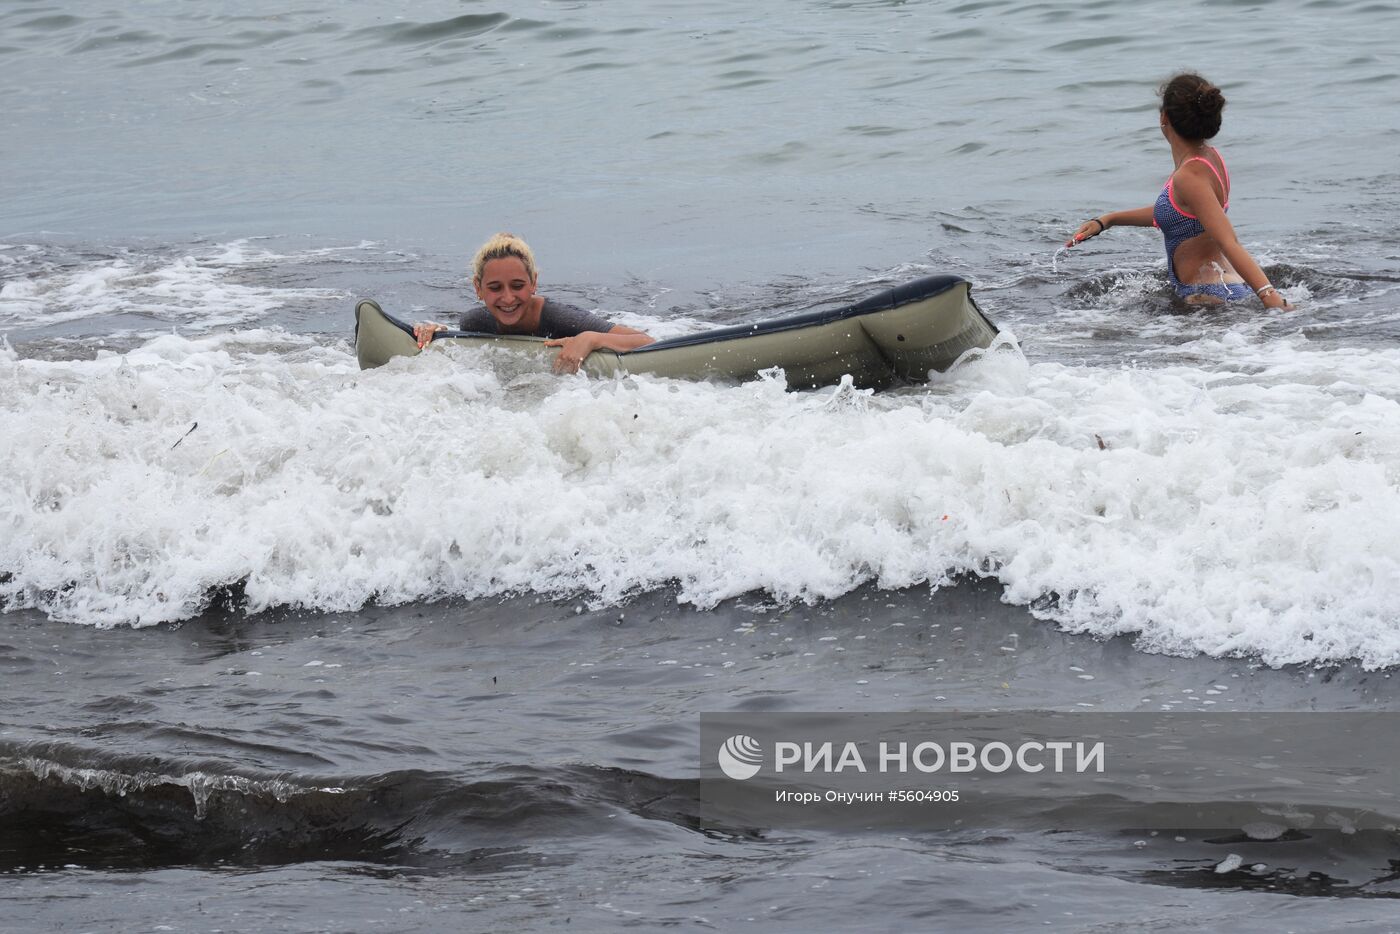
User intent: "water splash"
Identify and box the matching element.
[7,326,1400,668]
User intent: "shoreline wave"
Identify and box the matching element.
[4,319,1400,667]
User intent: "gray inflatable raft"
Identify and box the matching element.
[354,275,997,390]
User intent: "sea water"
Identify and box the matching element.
[4,1,1400,930]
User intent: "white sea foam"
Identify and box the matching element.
[3,329,1399,668]
[0,239,344,332]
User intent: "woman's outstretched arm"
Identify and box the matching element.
[1066,205,1155,247]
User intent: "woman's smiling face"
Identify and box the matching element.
[474,256,538,329]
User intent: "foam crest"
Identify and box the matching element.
[3,331,1400,668]
[15,756,344,820]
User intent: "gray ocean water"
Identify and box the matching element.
[4,1,1400,931]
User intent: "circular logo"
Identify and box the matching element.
[717,734,763,781]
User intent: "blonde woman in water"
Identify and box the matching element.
[414,233,653,372]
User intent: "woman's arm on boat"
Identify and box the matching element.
[412,322,450,349]
[545,325,654,373]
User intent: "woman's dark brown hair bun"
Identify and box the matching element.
[1160,73,1226,141]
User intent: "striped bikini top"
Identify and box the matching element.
[1152,149,1230,284]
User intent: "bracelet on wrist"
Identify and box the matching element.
[1088,218,1106,233]
[1255,284,1277,297]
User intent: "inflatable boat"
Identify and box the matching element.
[354,275,997,390]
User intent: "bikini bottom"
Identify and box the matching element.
[1173,280,1253,302]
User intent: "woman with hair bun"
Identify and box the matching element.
[413,232,653,373]
[1066,73,1291,308]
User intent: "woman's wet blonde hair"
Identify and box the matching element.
[471,232,538,284]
